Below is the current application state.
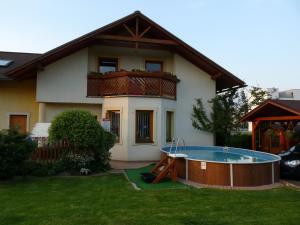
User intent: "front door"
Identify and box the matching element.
[9,115,27,133]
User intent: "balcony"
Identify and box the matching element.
[87,70,180,100]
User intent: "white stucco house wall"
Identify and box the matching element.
[3,11,245,161]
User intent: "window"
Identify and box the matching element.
[136,110,153,143]
[166,111,174,142]
[0,59,13,67]
[98,58,118,73]
[9,114,28,133]
[145,60,163,72]
[108,110,120,142]
[240,122,249,130]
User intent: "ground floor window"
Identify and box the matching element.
[136,110,153,143]
[108,110,120,142]
[166,111,174,142]
[9,114,28,133]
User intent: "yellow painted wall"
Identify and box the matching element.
[0,78,38,132]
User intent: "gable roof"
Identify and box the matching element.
[3,11,245,92]
[0,51,41,80]
[241,99,300,122]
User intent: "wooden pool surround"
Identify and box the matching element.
[161,153,280,187]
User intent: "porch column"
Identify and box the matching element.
[38,102,46,122]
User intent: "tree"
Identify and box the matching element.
[191,88,241,146]
[248,86,273,108]
[191,86,276,146]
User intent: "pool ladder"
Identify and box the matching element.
[169,137,186,155]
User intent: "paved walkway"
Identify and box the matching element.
[282,179,300,188]
[178,178,283,190]
[110,160,157,170]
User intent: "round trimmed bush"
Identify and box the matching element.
[48,110,112,171]
[49,110,104,149]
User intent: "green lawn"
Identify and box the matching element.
[0,175,300,225]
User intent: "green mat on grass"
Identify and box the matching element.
[125,164,188,190]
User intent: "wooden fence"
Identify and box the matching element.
[31,146,66,163]
[30,139,71,163]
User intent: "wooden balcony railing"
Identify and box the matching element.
[87,71,180,100]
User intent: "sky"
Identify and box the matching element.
[0,0,299,90]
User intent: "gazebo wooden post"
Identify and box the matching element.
[252,120,261,150]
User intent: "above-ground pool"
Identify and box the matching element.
[161,146,281,187]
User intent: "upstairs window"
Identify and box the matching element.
[145,60,163,72]
[98,58,118,73]
[136,110,154,143]
[0,59,13,67]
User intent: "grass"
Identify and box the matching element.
[125,164,187,190]
[0,175,299,225]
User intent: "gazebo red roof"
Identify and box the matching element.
[241,99,300,122]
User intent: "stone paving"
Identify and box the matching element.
[281,179,300,188]
[110,160,157,170]
[178,178,283,190]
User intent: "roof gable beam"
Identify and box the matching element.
[96,35,178,45]
[99,16,175,49]
[123,24,135,37]
[139,26,151,38]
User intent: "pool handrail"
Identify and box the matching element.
[169,137,176,154]
[175,137,186,154]
[169,137,186,156]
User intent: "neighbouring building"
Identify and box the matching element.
[0,11,244,161]
[272,89,300,100]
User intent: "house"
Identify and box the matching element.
[0,51,40,133]
[241,99,300,154]
[0,11,244,161]
[271,89,300,100]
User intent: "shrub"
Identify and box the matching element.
[104,131,116,152]
[228,133,252,149]
[48,110,114,171]
[23,161,65,177]
[61,152,95,171]
[0,129,36,179]
[49,110,104,150]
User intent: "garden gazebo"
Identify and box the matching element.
[241,99,300,154]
